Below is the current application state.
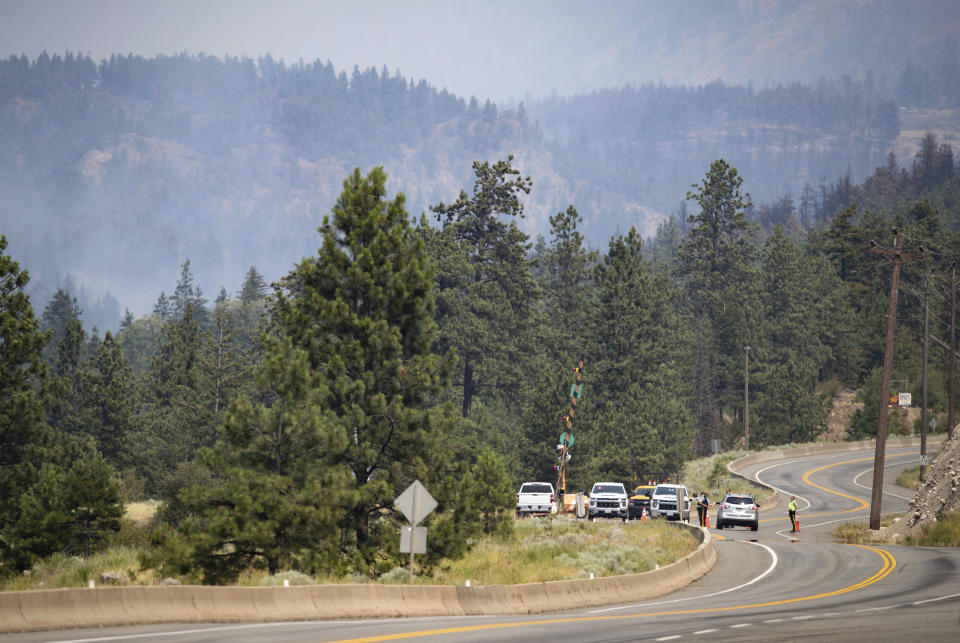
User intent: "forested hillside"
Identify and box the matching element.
[0,52,918,323]
[3,130,958,580]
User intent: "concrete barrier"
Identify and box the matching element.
[0,522,714,633]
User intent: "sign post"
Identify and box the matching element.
[394,480,437,583]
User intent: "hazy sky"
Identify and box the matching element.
[0,0,637,103]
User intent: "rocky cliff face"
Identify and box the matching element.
[883,431,960,538]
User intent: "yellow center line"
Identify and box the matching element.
[330,545,896,642]
[758,453,913,522]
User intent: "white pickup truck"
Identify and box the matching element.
[649,483,691,521]
[516,482,556,517]
[587,481,629,520]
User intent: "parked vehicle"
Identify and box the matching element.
[649,484,691,521]
[588,482,628,520]
[627,484,656,520]
[516,482,556,517]
[715,493,759,530]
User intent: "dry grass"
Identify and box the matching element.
[124,500,160,523]
[832,514,901,544]
[427,516,698,586]
[905,512,960,547]
[895,466,922,491]
[2,507,698,590]
[0,547,160,591]
[681,451,775,505]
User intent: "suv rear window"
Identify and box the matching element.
[725,495,754,505]
[521,483,553,494]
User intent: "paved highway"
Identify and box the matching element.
[3,445,958,642]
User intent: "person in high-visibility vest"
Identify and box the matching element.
[787,496,798,532]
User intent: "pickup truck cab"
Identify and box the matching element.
[587,482,628,520]
[649,483,691,521]
[627,484,657,520]
[516,482,556,517]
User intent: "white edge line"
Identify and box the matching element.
[49,622,311,643]
[589,540,778,613]
[855,604,900,612]
[913,593,960,605]
[853,461,918,501]
[754,462,812,511]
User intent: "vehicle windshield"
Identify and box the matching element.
[521,483,553,494]
[633,486,654,495]
[654,486,681,496]
[725,495,754,505]
[591,484,625,494]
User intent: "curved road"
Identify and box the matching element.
[4,445,959,642]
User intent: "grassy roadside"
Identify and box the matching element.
[895,466,922,490]
[426,517,698,586]
[1,512,699,590]
[680,450,775,506]
[833,512,960,547]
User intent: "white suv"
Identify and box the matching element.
[587,482,628,520]
[649,484,691,521]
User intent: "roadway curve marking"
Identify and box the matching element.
[757,453,914,523]
[328,545,896,643]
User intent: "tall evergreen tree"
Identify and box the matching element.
[40,288,82,365]
[171,259,209,327]
[430,156,538,417]
[152,336,352,583]
[136,305,208,493]
[0,236,53,565]
[274,167,454,567]
[677,159,759,451]
[78,331,137,469]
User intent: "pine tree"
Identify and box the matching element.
[78,331,137,469]
[677,159,760,451]
[46,318,85,436]
[11,446,123,566]
[0,236,53,564]
[274,167,453,568]
[156,336,352,583]
[40,287,82,365]
[153,291,171,322]
[239,266,268,304]
[430,156,538,417]
[136,305,207,493]
[171,259,209,327]
[581,229,694,481]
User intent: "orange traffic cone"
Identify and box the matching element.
[705,512,710,528]
[641,506,648,522]
[795,514,799,532]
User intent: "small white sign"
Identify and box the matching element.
[920,455,931,466]
[399,526,427,554]
[898,392,912,407]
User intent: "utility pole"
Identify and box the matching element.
[868,228,923,531]
[921,274,930,482]
[744,346,750,452]
[951,263,957,439]
[929,262,957,441]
